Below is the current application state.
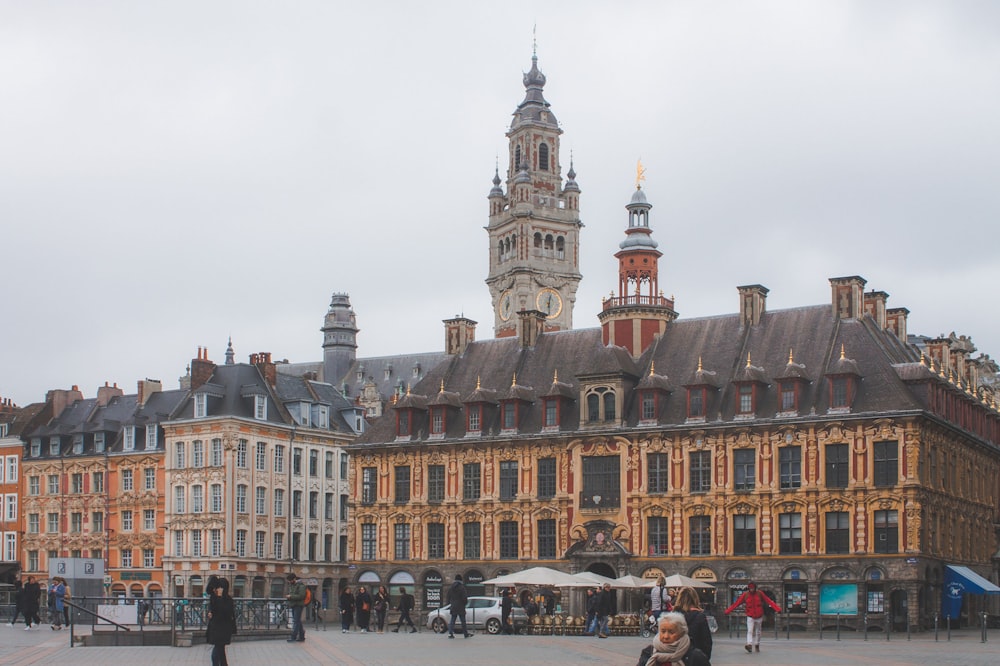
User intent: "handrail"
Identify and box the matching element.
[66,599,131,649]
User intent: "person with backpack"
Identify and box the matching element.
[392,586,417,633]
[724,581,780,654]
[446,574,470,639]
[285,572,307,643]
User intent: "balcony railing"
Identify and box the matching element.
[602,294,675,310]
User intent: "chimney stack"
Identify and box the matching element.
[518,310,547,348]
[863,290,889,330]
[137,378,163,406]
[443,316,477,355]
[250,352,276,386]
[45,386,85,419]
[96,381,125,407]
[886,308,909,343]
[830,276,867,320]
[737,284,769,327]
[190,347,216,391]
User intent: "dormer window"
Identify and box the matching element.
[397,410,411,437]
[687,388,706,419]
[544,398,559,428]
[831,377,849,409]
[31,438,41,457]
[641,393,656,421]
[412,364,421,378]
[779,382,797,412]
[384,367,392,380]
[145,426,157,450]
[94,432,105,453]
[194,393,207,418]
[430,406,446,437]
[737,384,755,415]
[502,402,517,431]
[123,427,135,451]
[826,345,860,413]
[316,405,329,428]
[585,387,616,423]
[48,436,60,455]
[467,406,482,434]
[72,434,84,454]
[254,395,267,420]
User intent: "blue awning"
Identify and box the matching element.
[945,566,1000,595]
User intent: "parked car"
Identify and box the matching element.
[426,596,529,634]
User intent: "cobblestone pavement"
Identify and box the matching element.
[1,623,997,665]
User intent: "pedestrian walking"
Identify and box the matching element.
[355,585,372,632]
[49,577,65,630]
[650,576,672,621]
[583,587,599,636]
[22,576,41,630]
[338,585,355,633]
[392,586,417,633]
[597,582,616,638]
[206,577,237,666]
[62,579,72,626]
[500,588,514,635]
[7,580,23,627]
[673,587,712,660]
[373,585,389,633]
[285,572,307,643]
[724,581,780,653]
[446,574,470,639]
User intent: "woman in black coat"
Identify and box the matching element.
[206,578,237,666]
[355,586,373,632]
[339,586,355,633]
[673,587,713,660]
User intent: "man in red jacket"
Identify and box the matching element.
[724,581,781,653]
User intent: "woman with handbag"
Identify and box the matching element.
[355,586,372,633]
[373,585,390,633]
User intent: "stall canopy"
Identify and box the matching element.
[482,566,581,587]
[942,565,1000,619]
[663,574,716,590]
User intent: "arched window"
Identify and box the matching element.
[538,143,549,171]
[544,234,554,251]
[587,394,600,422]
[603,393,616,421]
[534,232,542,249]
[497,240,503,262]
[556,236,565,259]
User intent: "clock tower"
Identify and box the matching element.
[486,51,582,339]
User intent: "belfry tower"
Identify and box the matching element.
[322,293,359,387]
[598,167,678,357]
[486,49,583,339]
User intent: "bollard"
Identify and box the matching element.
[907,613,911,641]
[982,611,988,644]
[934,612,939,642]
[785,612,790,640]
[836,612,841,642]
[863,612,868,641]
[819,616,824,640]
[947,614,951,642]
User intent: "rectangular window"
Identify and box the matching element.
[874,509,899,553]
[499,520,518,559]
[397,410,410,437]
[468,407,481,432]
[255,531,265,558]
[70,512,83,533]
[874,441,898,487]
[647,516,669,556]
[647,453,669,493]
[641,393,657,421]
[544,399,558,427]
[309,450,318,477]
[779,512,802,554]
[143,509,155,530]
[192,485,204,512]
[273,532,283,560]
[194,393,207,418]
[4,533,16,561]
[499,460,518,501]
[122,468,134,492]
[826,444,849,488]
[174,486,186,513]
[121,549,133,568]
[145,425,157,450]
[28,513,39,534]
[29,476,40,495]
[339,494,348,521]
[92,511,103,532]
[581,455,620,508]
[537,457,556,499]
[394,466,411,503]
[733,449,755,491]
[362,467,377,504]
[209,483,226,513]
[737,384,754,414]
[192,440,204,467]
[826,511,850,554]
[463,463,481,501]
[94,432,105,453]
[231,485,242,513]
[293,447,302,476]
[361,524,376,561]
[309,491,318,519]
[325,451,334,478]
[831,377,849,408]
[143,548,155,568]
[192,530,203,557]
[427,522,445,559]
[92,472,104,493]
[538,518,556,558]
[28,550,39,571]
[340,452,348,479]
[236,439,247,468]
[255,442,266,471]
[780,383,796,411]
[48,474,59,494]
[254,395,267,420]
[463,522,480,559]
[144,467,156,491]
[690,451,711,493]
[688,388,705,418]
[292,490,302,518]
[430,408,444,435]
[274,488,285,516]
[122,511,133,531]
[175,442,186,468]
[690,516,711,556]
[733,515,757,555]
[427,464,445,503]
[779,446,801,489]
[210,529,222,557]
[73,434,84,454]
[256,487,266,515]
[123,427,134,451]
[211,438,223,466]
[502,402,516,430]
[236,529,246,557]
[173,531,184,557]
[71,473,83,494]
[273,445,285,473]
[3,495,15,522]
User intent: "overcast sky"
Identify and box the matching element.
[2,1,999,407]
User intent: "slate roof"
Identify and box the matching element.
[357,302,935,446]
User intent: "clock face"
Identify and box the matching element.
[536,288,563,319]
[498,291,514,321]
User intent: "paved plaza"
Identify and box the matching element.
[1,623,997,665]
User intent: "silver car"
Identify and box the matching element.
[426,596,529,635]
